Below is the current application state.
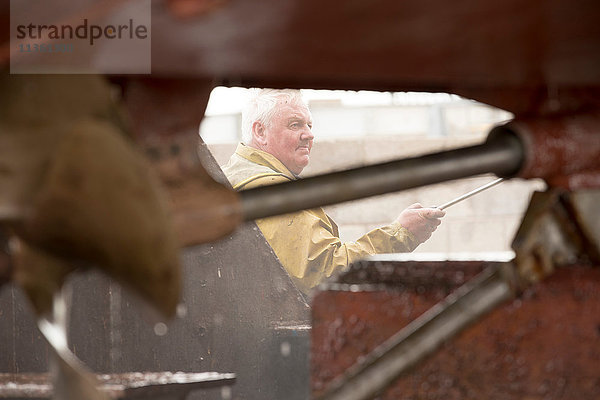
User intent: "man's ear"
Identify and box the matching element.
[252,121,267,146]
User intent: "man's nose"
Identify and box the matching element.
[301,125,314,141]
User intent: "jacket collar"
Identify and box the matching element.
[235,143,297,180]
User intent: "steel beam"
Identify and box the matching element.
[240,133,523,221]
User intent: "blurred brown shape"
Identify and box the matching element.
[120,78,243,247]
[12,241,72,315]
[1,74,181,317]
[152,134,242,246]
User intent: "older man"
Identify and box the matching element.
[222,89,445,295]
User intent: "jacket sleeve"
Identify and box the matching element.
[256,208,419,295]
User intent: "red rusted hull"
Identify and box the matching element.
[312,263,600,399]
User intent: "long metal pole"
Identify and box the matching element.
[437,178,505,210]
[240,134,523,221]
[316,263,517,400]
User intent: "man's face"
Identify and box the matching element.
[262,102,314,175]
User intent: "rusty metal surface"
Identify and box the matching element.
[491,113,600,189]
[165,0,230,19]
[147,0,600,115]
[311,261,600,399]
[335,258,486,289]
[2,1,600,116]
[316,262,517,400]
[311,259,489,394]
[0,371,235,399]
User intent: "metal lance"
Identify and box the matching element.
[436,178,505,210]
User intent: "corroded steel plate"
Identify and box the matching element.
[312,261,600,399]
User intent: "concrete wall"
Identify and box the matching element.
[207,136,545,255]
[200,99,513,143]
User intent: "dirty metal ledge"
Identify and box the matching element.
[315,263,517,400]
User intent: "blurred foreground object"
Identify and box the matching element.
[0,74,181,317]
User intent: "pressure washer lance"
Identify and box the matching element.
[435,178,505,210]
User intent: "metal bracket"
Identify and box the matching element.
[512,188,600,288]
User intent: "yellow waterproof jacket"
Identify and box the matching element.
[222,143,418,294]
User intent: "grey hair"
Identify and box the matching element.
[241,88,307,144]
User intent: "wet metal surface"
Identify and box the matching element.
[3,1,600,118]
[0,230,10,288]
[336,259,486,289]
[0,138,311,400]
[312,260,600,399]
[0,371,236,399]
[316,263,516,400]
[492,113,600,190]
[151,0,599,117]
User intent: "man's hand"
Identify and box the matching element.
[395,203,446,244]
